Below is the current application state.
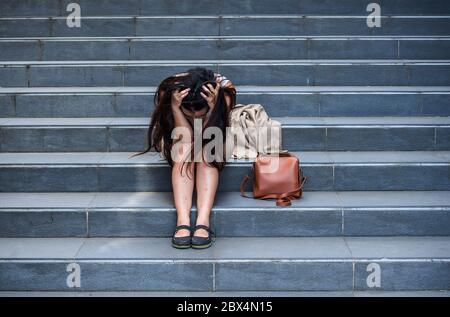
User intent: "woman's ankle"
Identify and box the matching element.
[177,219,190,226]
[176,213,190,225]
[195,218,210,227]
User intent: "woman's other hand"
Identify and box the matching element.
[171,87,190,110]
[201,79,220,111]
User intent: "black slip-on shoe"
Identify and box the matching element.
[171,225,192,249]
[191,224,215,249]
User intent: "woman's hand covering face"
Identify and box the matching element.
[200,78,221,110]
[171,87,190,109]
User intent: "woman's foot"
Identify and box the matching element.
[172,225,192,249]
[174,225,191,237]
[191,224,214,249]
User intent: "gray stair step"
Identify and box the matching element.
[1,117,449,152]
[1,37,450,61]
[1,16,450,37]
[1,151,449,192]
[0,236,449,291]
[2,0,449,17]
[1,290,449,297]
[1,86,450,117]
[1,191,449,238]
[2,60,449,87]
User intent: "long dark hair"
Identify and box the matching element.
[132,67,236,178]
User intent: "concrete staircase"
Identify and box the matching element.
[0,0,449,294]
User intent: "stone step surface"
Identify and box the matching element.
[2,60,449,87]
[1,0,449,17]
[1,151,449,192]
[1,290,449,297]
[1,86,450,118]
[0,191,449,238]
[1,116,449,152]
[1,37,450,61]
[0,236,449,291]
[1,17,450,37]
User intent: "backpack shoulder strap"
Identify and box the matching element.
[240,175,253,198]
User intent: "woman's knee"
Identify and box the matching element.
[171,141,193,163]
[196,160,219,176]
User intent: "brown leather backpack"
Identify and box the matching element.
[240,152,307,206]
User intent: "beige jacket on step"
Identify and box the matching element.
[229,104,285,159]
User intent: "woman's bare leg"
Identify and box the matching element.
[194,159,219,237]
[172,142,195,237]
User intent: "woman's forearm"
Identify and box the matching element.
[172,107,191,129]
[172,106,193,141]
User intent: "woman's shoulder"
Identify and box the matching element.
[214,73,237,112]
[214,72,235,91]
